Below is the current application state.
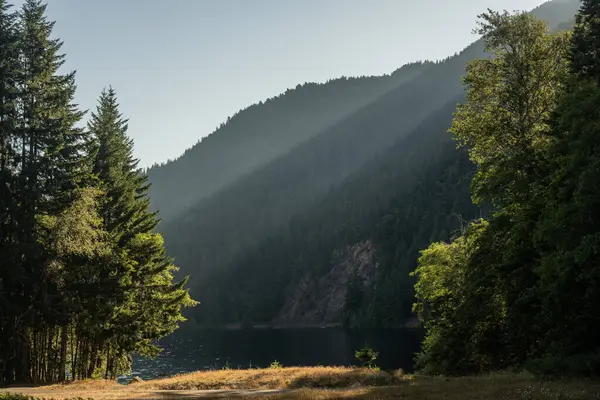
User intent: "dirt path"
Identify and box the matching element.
[0,387,290,399]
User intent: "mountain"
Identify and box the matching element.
[211,97,480,327]
[148,0,582,328]
[147,64,431,221]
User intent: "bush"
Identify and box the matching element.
[355,345,379,368]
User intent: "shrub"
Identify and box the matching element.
[355,345,379,368]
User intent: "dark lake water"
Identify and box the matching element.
[120,328,423,382]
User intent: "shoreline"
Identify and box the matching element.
[191,318,421,330]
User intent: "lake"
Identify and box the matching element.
[120,328,423,382]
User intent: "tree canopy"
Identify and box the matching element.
[414,1,600,377]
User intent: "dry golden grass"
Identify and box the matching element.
[136,366,401,390]
[240,373,600,399]
[2,368,600,399]
[40,380,121,391]
[0,367,399,399]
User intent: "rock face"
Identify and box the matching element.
[274,240,378,325]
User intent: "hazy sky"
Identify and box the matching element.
[16,0,548,167]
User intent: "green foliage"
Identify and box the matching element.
[412,220,494,375]
[571,0,600,81]
[531,77,600,376]
[451,9,570,210]
[0,2,194,384]
[269,360,283,369]
[355,345,379,368]
[414,1,600,378]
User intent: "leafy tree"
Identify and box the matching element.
[414,10,571,375]
[451,10,569,211]
[412,220,491,375]
[453,9,569,365]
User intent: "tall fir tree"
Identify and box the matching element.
[0,0,21,385]
[87,87,196,376]
[0,0,87,383]
[571,0,600,81]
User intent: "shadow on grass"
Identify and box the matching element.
[137,389,288,399]
[287,369,406,389]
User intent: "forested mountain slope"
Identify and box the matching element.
[208,98,480,326]
[146,63,430,221]
[156,0,581,328]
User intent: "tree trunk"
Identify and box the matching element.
[45,325,54,383]
[58,324,68,382]
[32,325,38,383]
[104,346,110,380]
[72,334,79,381]
[87,341,98,379]
[15,327,29,383]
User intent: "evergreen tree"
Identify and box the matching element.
[0,1,195,381]
[531,0,600,375]
[87,87,196,376]
[571,0,600,81]
[0,0,21,385]
[40,186,116,381]
[1,0,86,383]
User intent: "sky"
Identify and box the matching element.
[14,0,548,167]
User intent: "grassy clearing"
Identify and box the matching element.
[253,374,600,399]
[135,366,403,390]
[1,368,600,399]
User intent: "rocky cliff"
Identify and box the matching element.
[274,241,379,326]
